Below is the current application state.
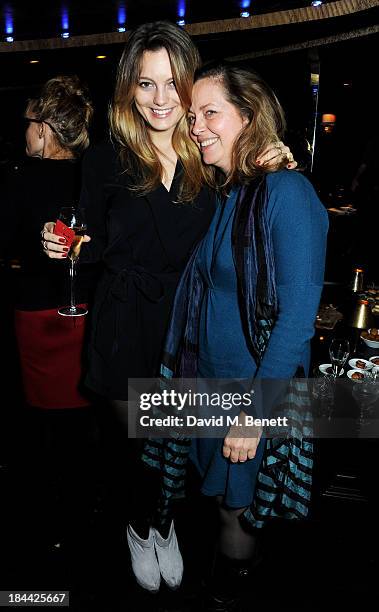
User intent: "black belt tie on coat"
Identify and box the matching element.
[110,265,165,303]
[108,265,165,357]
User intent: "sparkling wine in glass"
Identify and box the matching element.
[57,207,88,317]
[329,338,350,380]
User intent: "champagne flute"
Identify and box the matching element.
[329,338,350,380]
[57,207,88,317]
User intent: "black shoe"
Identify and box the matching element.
[203,592,240,612]
[202,553,256,612]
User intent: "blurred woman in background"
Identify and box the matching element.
[2,75,97,549]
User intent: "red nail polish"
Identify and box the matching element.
[63,247,69,252]
[62,253,68,257]
[59,238,66,244]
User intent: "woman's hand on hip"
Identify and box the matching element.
[41,222,91,259]
[223,411,262,464]
[256,140,297,170]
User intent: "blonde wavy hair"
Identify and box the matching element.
[109,21,207,202]
[193,62,288,191]
[26,75,93,157]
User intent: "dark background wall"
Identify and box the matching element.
[1,31,377,198]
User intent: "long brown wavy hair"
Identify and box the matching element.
[26,75,93,157]
[109,21,207,202]
[193,62,288,191]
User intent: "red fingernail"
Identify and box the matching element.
[62,253,68,257]
[63,247,69,252]
[59,238,66,244]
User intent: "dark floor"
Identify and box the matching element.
[0,267,378,611]
[0,398,378,611]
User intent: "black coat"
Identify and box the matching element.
[80,142,215,399]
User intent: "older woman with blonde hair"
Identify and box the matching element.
[144,60,328,609]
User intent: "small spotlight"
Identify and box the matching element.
[61,31,70,39]
[117,26,126,33]
[343,82,352,87]
[96,55,106,60]
[240,11,250,18]
[30,60,39,64]
[319,336,325,341]
[177,19,185,26]
[5,36,14,43]
[311,1,323,6]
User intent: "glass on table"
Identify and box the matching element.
[352,380,379,426]
[310,365,334,419]
[329,338,350,380]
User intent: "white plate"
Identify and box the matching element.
[348,358,373,370]
[369,356,379,366]
[361,336,379,349]
[347,369,369,381]
[319,363,344,376]
[340,206,356,213]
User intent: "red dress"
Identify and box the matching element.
[15,307,90,409]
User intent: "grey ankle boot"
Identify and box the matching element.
[154,521,184,589]
[127,524,161,593]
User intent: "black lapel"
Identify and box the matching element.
[145,163,216,270]
[144,163,183,269]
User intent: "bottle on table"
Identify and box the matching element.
[351,267,364,293]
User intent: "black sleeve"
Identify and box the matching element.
[79,141,119,264]
[0,164,24,255]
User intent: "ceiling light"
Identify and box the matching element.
[240,0,251,16]
[118,2,126,31]
[96,55,106,60]
[30,60,39,64]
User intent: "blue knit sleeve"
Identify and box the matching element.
[255,171,328,380]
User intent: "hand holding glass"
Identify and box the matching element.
[57,207,87,317]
